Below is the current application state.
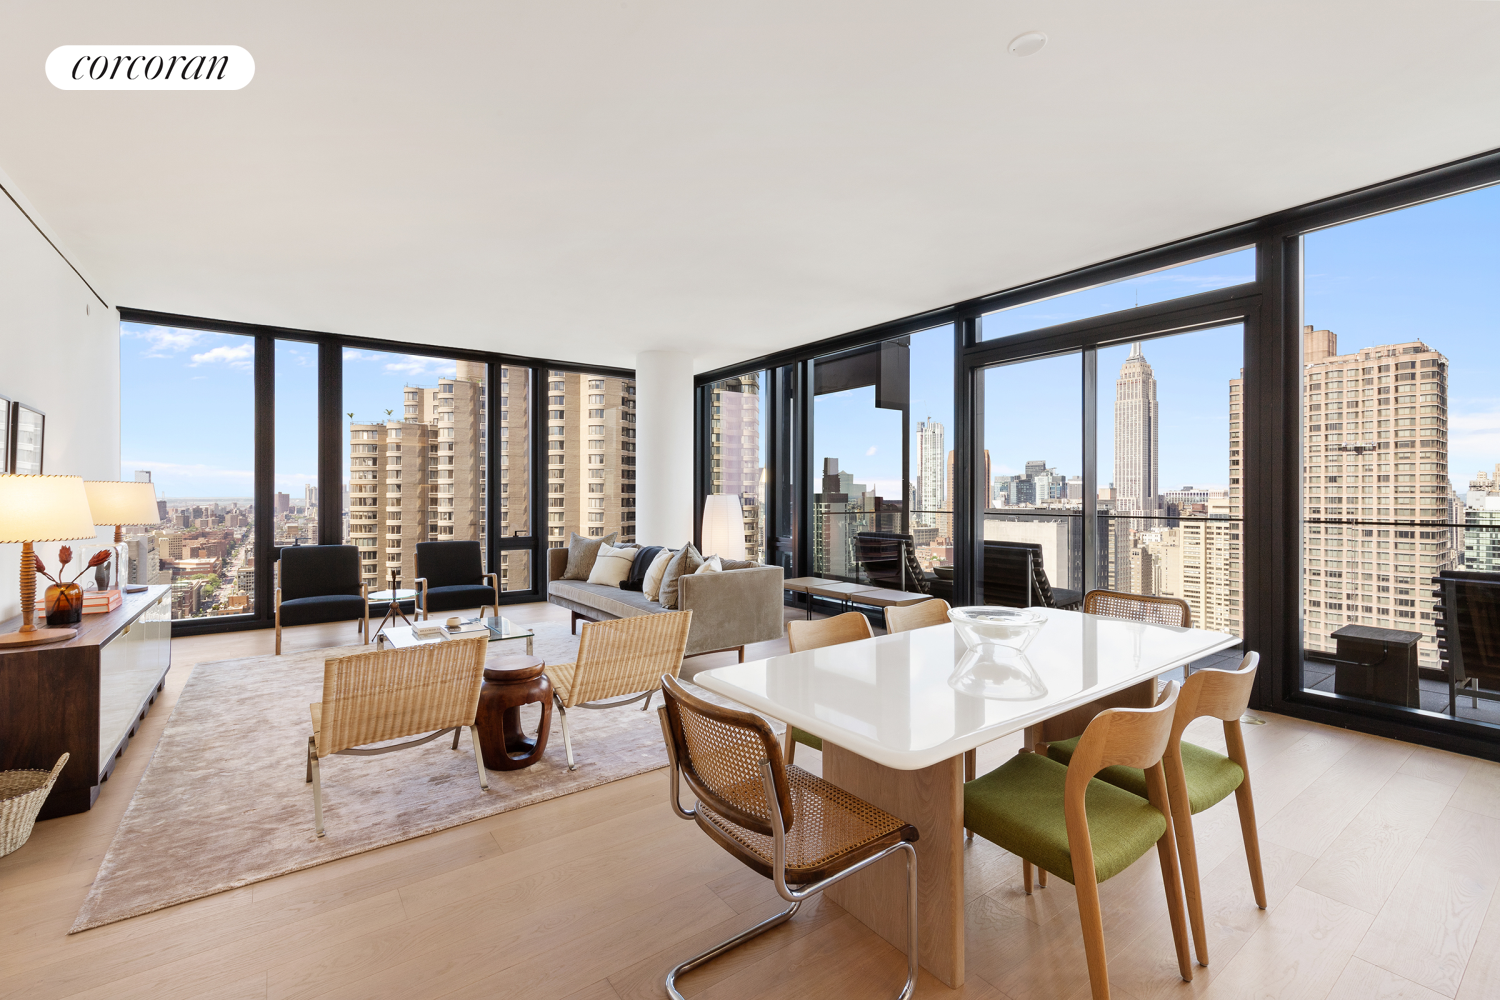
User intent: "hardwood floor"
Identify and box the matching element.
[2,601,1499,999]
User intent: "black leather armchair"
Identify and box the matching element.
[413,541,499,620]
[274,545,368,655]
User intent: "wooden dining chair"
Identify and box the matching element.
[884,598,950,634]
[307,636,489,837]
[1045,652,1264,968]
[549,610,693,770]
[782,612,874,764]
[965,682,1194,1000]
[656,674,919,1000]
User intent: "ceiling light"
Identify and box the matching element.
[1009,32,1047,57]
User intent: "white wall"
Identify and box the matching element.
[634,350,696,546]
[0,185,119,622]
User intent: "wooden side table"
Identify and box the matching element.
[476,655,552,771]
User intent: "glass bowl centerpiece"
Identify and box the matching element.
[947,606,1044,652]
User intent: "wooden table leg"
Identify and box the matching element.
[823,744,964,988]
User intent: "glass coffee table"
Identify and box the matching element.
[376,615,534,656]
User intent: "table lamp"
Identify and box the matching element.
[700,493,748,561]
[84,480,163,593]
[0,475,100,647]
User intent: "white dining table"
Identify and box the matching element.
[694,607,1239,988]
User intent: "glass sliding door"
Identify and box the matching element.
[494,365,532,593]
[706,371,768,562]
[1298,183,1500,733]
[808,326,952,584]
[980,352,1085,606]
[1096,325,1244,640]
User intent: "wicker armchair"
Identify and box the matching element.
[782,612,874,764]
[306,636,489,837]
[548,610,693,770]
[656,674,919,1000]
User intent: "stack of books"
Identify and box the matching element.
[83,589,123,615]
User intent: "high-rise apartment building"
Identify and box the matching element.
[917,419,944,528]
[1111,343,1161,593]
[348,362,487,591]
[1297,328,1456,669]
[544,371,636,550]
[709,374,763,561]
[1466,499,1500,572]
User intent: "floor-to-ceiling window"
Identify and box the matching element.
[1298,182,1500,727]
[542,371,637,550]
[120,323,256,621]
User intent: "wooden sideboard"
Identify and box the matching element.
[0,585,171,819]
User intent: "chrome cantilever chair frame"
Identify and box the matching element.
[657,707,918,1000]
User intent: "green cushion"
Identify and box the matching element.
[1045,736,1244,814]
[790,726,822,751]
[964,752,1166,885]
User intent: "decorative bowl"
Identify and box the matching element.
[947,606,1044,651]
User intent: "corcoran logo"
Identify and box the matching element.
[46,46,254,90]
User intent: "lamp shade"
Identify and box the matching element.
[0,475,99,543]
[700,493,748,562]
[84,480,162,526]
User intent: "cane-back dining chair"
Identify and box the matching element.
[548,610,693,770]
[657,674,919,1000]
[1045,652,1264,968]
[884,598,951,634]
[965,682,1194,1000]
[306,636,489,837]
[782,611,874,764]
[1083,588,1191,627]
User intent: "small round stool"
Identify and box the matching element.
[476,655,553,771]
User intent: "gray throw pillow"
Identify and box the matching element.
[561,531,618,581]
[719,558,759,571]
[657,542,703,609]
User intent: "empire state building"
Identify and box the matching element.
[1114,342,1160,515]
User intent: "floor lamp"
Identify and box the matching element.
[84,480,163,593]
[0,475,100,647]
[701,494,748,561]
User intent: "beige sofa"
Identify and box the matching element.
[546,547,784,659]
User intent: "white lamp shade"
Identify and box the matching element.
[84,480,162,526]
[0,475,100,543]
[700,493,748,561]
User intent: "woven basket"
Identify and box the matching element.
[0,753,69,858]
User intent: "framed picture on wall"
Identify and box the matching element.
[0,395,9,473]
[11,402,44,474]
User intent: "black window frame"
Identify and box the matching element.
[118,307,633,638]
[694,144,1500,762]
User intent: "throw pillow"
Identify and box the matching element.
[694,555,723,574]
[586,543,639,587]
[620,545,664,592]
[561,531,617,580]
[657,542,704,609]
[642,548,675,601]
[719,558,758,571]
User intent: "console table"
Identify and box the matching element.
[0,585,171,819]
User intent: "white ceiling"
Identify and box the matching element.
[2,2,1498,373]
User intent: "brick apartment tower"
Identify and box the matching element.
[544,371,637,550]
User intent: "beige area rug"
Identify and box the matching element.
[72,622,766,933]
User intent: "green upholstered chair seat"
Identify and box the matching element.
[790,726,822,751]
[963,752,1167,885]
[1046,736,1244,814]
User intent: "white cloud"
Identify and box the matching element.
[189,344,253,368]
[123,324,200,356]
[383,355,456,378]
[1451,407,1500,460]
[865,446,878,456]
[121,459,253,480]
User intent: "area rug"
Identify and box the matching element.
[72,621,760,933]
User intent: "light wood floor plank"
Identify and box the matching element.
[1327,958,1448,1000]
[1194,886,1373,1000]
[1354,805,1500,997]
[1259,736,1413,859]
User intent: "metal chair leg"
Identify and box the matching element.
[308,737,325,837]
[666,901,802,1000]
[555,694,576,770]
[470,725,489,790]
[641,690,654,712]
[451,726,461,750]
